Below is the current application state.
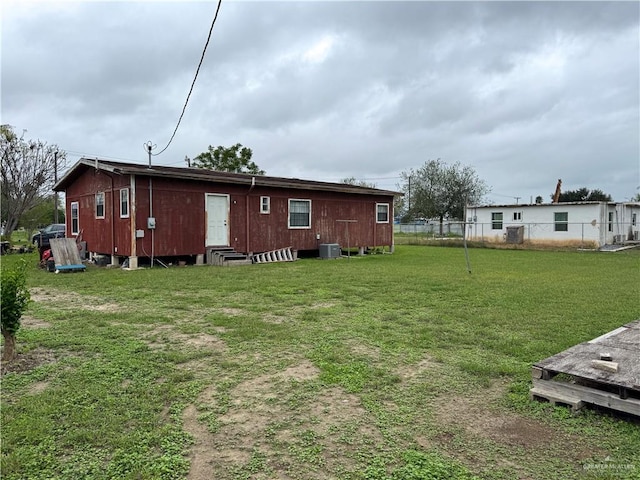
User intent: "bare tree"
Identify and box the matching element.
[1,125,66,237]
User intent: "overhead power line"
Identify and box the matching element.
[152,0,223,157]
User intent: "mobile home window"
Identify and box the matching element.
[491,212,503,229]
[513,211,522,221]
[376,203,390,223]
[260,196,270,214]
[71,202,79,235]
[120,188,129,218]
[554,212,568,232]
[288,199,311,228]
[95,192,105,219]
[633,213,637,227]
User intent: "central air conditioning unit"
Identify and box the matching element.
[505,226,524,244]
[319,243,341,259]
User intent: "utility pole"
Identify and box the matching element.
[463,193,471,274]
[408,176,412,215]
[54,151,59,224]
[144,141,155,168]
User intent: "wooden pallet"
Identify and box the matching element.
[49,238,86,273]
[530,320,640,416]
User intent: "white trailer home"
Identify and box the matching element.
[466,202,640,248]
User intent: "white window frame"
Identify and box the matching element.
[288,199,311,229]
[554,212,568,232]
[513,211,522,221]
[260,196,270,214]
[95,192,105,219]
[71,201,79,235]
[376,203,390,223]
[491,212,503,230]
[120,188,130,218]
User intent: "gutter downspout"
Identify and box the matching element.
[101,171,117,265]
[111,175,116,264]
[130,175,137,268]
[391,198,395,253]
[150,177,154,267]
[245,177,256,254]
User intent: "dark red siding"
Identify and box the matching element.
[244,189,393,253]
[64,167,131,257]
[64,167,395,259]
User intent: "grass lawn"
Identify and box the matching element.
[1,245,639,479]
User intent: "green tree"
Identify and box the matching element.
[400,159,488,233]
[191,143,264,174]
[340,176,377,188]
[554,187,613,202]
[20,195,65,232]
[1,259,30,361]
[1,125,66,237]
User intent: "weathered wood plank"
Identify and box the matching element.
[531,320,640,416]
[50,238,84,268]
[531,378,640,417]
[591,360,619,373]
[533,321,640,391]
[529,385,585,412]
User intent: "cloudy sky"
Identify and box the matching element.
[2,1,639,203]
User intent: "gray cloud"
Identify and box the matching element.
[2,1,638,201]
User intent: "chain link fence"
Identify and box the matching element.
[395,221,639,248]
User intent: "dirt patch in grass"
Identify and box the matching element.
[183,385,236,480]
[431,378,605,475]
[310,301,336,309]
[278,361,321,382]
[28,380,51,394]
[435,384,556,448]
[184,334,225,349]
[261,313,289,324]
[30,287,125,313]
[394,355,442,382]
[143,325,227,352]
[1,347,57,376]
[20,315,51,329]
[309,386,384,441]
[396,356,605,475]
[220,360,322,433]
[346,338,381,361]
[183,359,382,479]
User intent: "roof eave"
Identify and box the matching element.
[54,158,402,196]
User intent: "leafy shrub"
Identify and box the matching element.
[1,259,30,360]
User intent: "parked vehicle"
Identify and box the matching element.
[32,223,66,248]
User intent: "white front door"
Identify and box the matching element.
[205,194,229,246]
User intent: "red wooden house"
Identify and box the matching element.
[54,159,400,267]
